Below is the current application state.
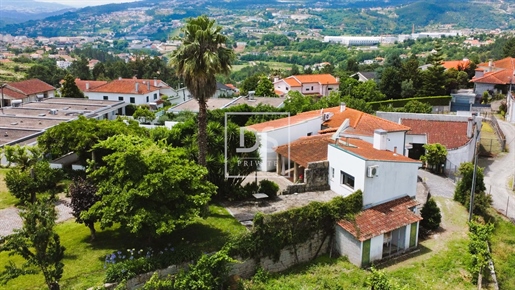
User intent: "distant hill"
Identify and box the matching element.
[0,0,75,26]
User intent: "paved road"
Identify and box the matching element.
[417,169,456,199]
[479,119,515,221]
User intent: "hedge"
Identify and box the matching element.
[368,96,452,110]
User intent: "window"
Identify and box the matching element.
[118,96,124,101]
[340,171,355,189]
[328,88,333,91]
[146,96,149,103]
[331,167,335,179]
[103,96,108,100]
[286,87,289,91]
[130,97,135,104]
[311,86,314,90]
[307,132,312,136]
[154,93,157,100]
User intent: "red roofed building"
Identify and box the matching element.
[1,79,55,106]
[73,79,108,92]
[441,59,470,71]
[471,57,515,95]
[84,78,174,105]
[273,74,339,97]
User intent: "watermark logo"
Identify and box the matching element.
[224,112,290,179]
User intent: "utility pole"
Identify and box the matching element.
[469,114,480,222]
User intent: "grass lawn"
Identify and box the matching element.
[480,121,503,156]
[490,215,515,289]
[0,168,18,210]
[0,204,245,289]
[246,197,476,290]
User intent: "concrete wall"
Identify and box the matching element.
[334,225,362,266]
[376,111,476,123]
[282,161,330,194]
[328,144,366,197]
[370,235,383,262]
[474,83,495,95]
[363,160,420,208]
[355,131,406,156]
[447,138,474,166]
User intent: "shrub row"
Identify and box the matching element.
[368,96,452,110]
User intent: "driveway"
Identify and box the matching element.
[478,119,515,221]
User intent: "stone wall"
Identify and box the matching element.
[334,225,362,266]
[283,161,330,194]
[229,231,330,278]
[113,232,330,289]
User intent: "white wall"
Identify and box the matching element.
[346,131,406,155]
[328,143,420,207]
[334,225,362,266]
[474,83,494,95]
[328,144,367,197]
[370,235,383,262]
[447,139,474,166]
[86,90,161,105]
[363,160,420,208]
[258,117,322,171]
[406,134,427,145]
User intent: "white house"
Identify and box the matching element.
[85,78,163,105]
[329,131,422,267]
[252,104,410,172]
[273,74,339,97]
[507,91,515,124]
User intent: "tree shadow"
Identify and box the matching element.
[373,244,432,269]
[477,157,496,175]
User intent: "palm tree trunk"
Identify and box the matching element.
[198,98,208,167]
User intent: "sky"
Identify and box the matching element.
[35,0,140,8]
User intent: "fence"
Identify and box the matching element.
[443,158,460,183]
[489,115,506,152]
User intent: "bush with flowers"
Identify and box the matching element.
[104,245,201,283]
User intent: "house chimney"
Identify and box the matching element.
[274,77,279,82]
[135,82,139,92]
[467,117,473,138]
[118,76,122,80]
[394,146,397,154]
[147,82,150,90]
[488,60,494,71]
[85,82,90,90]
[373,129,387,151]
[154,77,157,86]
[340,102,346,112]
[336,77,340,83]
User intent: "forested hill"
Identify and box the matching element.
[0,0,514,38]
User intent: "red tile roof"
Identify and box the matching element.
[337,196,421,241]
[401,119,471,149]
[74,79,108,92]
[442,59,470,71]
[89,79,160,95]
[334,138,420,163]
[7,79,55,95]
[471,69,514,85]
[278,74,339,87]
[2,87,27,99]
[247,106,409,133]
[477,57,515,70]
[275,134,333,167]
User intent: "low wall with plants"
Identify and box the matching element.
[282,161,331,194]
[102,191,363,289]
[368,96,452,110]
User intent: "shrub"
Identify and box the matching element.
[142,272,175,290]
[420,197,441,231]
[258,179,279,198]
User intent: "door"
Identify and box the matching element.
[409,222,418,248]
[362,239,371,267]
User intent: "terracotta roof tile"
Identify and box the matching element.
[292,74,339,85]
[333,138,420,163]
[401,119,472,149]
[284,78,301,87]
[337,196,421,241]
[477,57,515,70]
[247,106,410,133]
[275,134,333,167]
[89,79,160,95]
[7,79,55,95]
[74,79,108,92]
[2,87,27,99]
[472,69,514,85]
[442,59,470,70]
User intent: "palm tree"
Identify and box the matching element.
[170,16,234,167]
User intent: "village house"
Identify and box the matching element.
[1,79,55,107]
[273,74,339,97]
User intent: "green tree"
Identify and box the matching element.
[454,162,492,216]
[69,57,90,80]
[255,76,276,97]
[239,74,261,96]
[133,106,156,123]
[282,91,315,114]
[92,62,106,80]
[0,200,65,290]
[380,66,403,99]
[85,135,216,238]
[420,143,447,173]
[502,37,515,58]
[365,267,407,290]
[290,64,300,75]
[420,197,441,231]
[401,79,416,99]
[60,74,84,98]
[421,42,446,96]
[468,221,494,285]
[402,100,432,113]
[170,15,234,167]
